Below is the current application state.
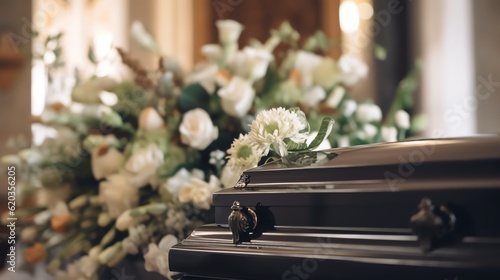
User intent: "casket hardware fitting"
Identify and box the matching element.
[410,198,456,253]
[228,201,258,244]
[234,174,250,189]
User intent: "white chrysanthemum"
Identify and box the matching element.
[226,134,263,170]
[248,108,308,156]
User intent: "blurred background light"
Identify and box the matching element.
[339,0,360,34]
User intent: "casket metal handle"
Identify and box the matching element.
[410,198,456,253]
[228,201,257,244]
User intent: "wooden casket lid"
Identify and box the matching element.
[170,137,500,279]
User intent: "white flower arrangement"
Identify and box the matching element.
[4,19,421,279]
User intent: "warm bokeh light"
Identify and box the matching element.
[339,0,360,34]
[358,2,374,20]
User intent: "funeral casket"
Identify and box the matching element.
[169,137,500,279]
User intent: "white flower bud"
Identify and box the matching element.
[20,226,38,242]
[343,100,357,117]
[381,126,398,142]
[356,103,382,123]
[395,110,410,129]
[216,20,244,45]
[326,86,346,109]
[363,123,378,139]
[138,107,165,131]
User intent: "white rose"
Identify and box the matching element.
[294,51,323,89]
[202,44,222,64]
[130,21,158,52]
[163,168,204,196]
[99,173,139,218]
[218,77,255,117]
[232,47,272,81]
[71,77,116,104]
[186,63,219,94]
[306,131,332,151]
[91,144,124,180]
[338,54,368,86]
[144,235,178,279]
[301,86,326,108]
[356,103,382,123]
[138,107,164,131]
[124,143,164,188]
[381,126,398,142]
[179,108,219,150]
[395,110,410,129]
[216,20,244,45]
[178,175,221,210]
[312,57,339,89]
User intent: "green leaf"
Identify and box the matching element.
[286,139,308,151]
[307,117,335,150]
[178,83,210,113]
